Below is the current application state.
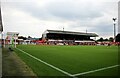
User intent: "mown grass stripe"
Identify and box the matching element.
[16,48,74,77]
[73,65,119,76]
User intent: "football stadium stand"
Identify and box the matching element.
[42,30,98,45]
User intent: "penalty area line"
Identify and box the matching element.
[15,48,74,77]
[72,64,119,77]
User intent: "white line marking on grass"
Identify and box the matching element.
[15,48,119,78]
[16,48,74,77]
[72,65,119,77]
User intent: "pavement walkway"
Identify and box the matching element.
[2,47,37,78]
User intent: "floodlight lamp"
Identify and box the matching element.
[113,18,117,24]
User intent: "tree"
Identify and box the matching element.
[18,36,27,40]
[104,38,108,41]
[28,36,32,38]
[116,34,120,42]
[97,37,104,42]
[109,37,114,42]
[39,38,42,40]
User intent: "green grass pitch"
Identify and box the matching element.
[13,45,119,77]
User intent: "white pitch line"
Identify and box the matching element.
[16,48,74,77]
[15,48,119,77]
[72,65,119,77]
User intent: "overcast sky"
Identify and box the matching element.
[1,0,119,39]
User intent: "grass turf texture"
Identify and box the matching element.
[13,45,118,76]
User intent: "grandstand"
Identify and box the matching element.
[42,30,98,45]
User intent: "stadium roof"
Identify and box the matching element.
[44,30,98,37]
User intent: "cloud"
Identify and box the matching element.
[46,0,104,20]
[1,0,119,38]
[1,0,105,21]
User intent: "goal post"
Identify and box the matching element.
[7,32,19,48]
